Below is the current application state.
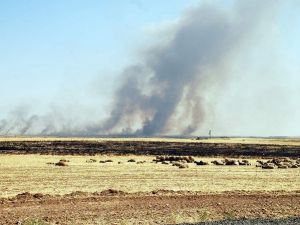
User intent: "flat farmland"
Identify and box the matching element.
[0,138,300,225]
[0,155,299,197]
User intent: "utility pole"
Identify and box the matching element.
[209,130,212,139]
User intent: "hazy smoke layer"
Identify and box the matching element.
[0,0,280,136]
[86,0,279,136]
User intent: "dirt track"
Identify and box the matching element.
[1,191,300,225]
[1,140,300,157]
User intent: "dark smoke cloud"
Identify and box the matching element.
[85,0,280,136]
[0,0,281,136]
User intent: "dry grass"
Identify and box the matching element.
[196,137,300,146]
[1,136,300,146]
[21,219,50,225]
[0,154,299,197]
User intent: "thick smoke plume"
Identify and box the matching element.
[0,0,280,136]
[86,0,279,136]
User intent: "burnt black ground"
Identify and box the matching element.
[176,217,300,225]
[1,140,300,157]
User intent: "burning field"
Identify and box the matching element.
[1,0,300,223]
[0,137,299,225]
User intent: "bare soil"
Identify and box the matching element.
[0,191,299,225]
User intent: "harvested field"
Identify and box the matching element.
[0,138,299,224]
[0,155,299,197]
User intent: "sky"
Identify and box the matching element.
[0,0,200,115]
[0,0,300,136]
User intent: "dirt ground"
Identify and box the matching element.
[0,191,299,225]
[0,138,299,224]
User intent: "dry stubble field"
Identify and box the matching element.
[0,137,300,225]
[0,155,299,197]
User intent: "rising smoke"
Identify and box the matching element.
[0,0,281,136]
[85,0,280,136]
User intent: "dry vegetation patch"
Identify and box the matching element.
[0,155,299,197]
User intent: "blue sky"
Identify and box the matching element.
[1,0,227,132]
[0,0,200,114]
[0,1,300,136]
